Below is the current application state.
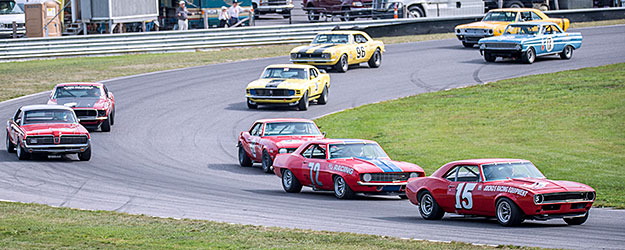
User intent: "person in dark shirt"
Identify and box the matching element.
[176,1,190,30]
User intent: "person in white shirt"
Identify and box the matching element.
[218,6,230,28]
[227,0,245,27]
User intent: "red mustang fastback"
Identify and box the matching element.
[47,82,115,132]
[273,139,425,199]
[238,118,325,173]
[406,159,595,226]
[5,105,92,161]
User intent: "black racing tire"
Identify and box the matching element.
[101,116,111,132]
[340,7,354,21]
[399,194,409,199]
[238,143,253,167]
[333,175,355,199]
[522,47,536,64]
[317,86,328,105]
[564,211,589,225]
[78,144,91,161]
[282,169,302,193]
[298,91,309,111]
[462,42,474,48]
[247,98,258,109]
[504,1,524,8]
[367,49,382,68]
[110,108,115,125]
[496,198,524,226]
[334,54,349,73]
[408,5,425,18]
[261,150,273,173]
[418,191,445,220]
[560,45,573,60]
[6,131,15,153]
[484,52,496,62]
[16,142,30,160]
[307,8,319,21]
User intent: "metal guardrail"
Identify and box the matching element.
[0,7,623,61]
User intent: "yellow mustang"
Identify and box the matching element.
[246,64,330,111]
[290,30,385,72]
[455,8,570,48]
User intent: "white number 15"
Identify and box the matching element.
[455,182,477,210]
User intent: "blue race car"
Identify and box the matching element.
[478,22,582,64]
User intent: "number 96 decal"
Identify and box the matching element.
[455,182,477,210]
[355,46,366,59]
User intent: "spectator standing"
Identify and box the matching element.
[176,1,190,30]
[218,6,230,28]
[227,0,245,27]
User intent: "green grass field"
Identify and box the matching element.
[0,201,529,250]
[316,63,625,208]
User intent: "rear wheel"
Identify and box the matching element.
[418,191,445,220]
[408,6,425,18]
[484,52,496,62]
[564,212,589,225]
[317,86,328,105]
[247,99,258,109]
[16,142,30,160]
[282,169,302,193]
[496,198,524,226]
[298,91,309,111]
[522,47,536,64]
[560,45,573,60]
[334,54,349,73]
[307,9,319,21]
[333,175,355,199]
[462,42,474,48]
[238,143,253,167]
[6,132,15,153]
[78,144,91,161]
[367,49,382,68]
[261,150,273,173]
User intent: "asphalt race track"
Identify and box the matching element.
[2,25,625,249]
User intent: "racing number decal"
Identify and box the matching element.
[455,183,477,210]
[308,162,323,186]
[541,36,554,52]
[355,46,366,59]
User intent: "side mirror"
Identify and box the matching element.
[15,119,21,125]
[319,69,327,74]
[322,131,327,137]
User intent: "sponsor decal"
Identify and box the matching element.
[329,163,353,175]
[483,185,528,197]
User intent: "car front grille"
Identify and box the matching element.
[59,136,89,144]
[26,135,88,145]
[485,43,517,49]
[74,109,97,117]
[25,136,54,145]
[251,89,291,96]
[263,0,288,5]
[543,192,585,202]
[364,173,413,182]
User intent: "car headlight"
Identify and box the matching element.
[97,110,107,117]
[455,29,460,33]
[409,172,419,178]
[290,53,299,59]
[585,192,595,201]
[250,89,256,95]
[28,138,37,144]
[488,29,493,34]
[362,173,372,182]
[278,148,288,154]
[515,44,521,50]
[322,53,331,59]
[480,44,486,49]
[288,90,295,96]
[534,194,544,204]
[352,1,363,7]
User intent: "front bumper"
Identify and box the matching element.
[24,142,91,154]
[247,95,302,105]
[352,181,407,193]
[480,48,523,58]
[527,202,593,219]
[456,34,493,44]
[256,5,294,13]
[291,58,338,66]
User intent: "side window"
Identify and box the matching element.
[531,11,542,20]
[520,12,531,22]
[250,123,262,136]
[301,144,315,158]
[444,167,459,181]
[309,69,318,79]
[550,25,561,34]
[103,85,110,97]
[13,109,22,124]
[311,144,326,159]
[456,166,480,182]
[354,34,369,44]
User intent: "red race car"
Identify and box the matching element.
[406,159,595,226]
[238,118,325,173]
[47,82,116,132]
[273,139,425,199]
[5,105,92,161]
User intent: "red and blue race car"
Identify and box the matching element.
[406,159,595,226]
[238,118,325,173]
[273,139,425,199]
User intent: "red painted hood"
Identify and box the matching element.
[21,123,89,136]
[264,135,324,148]
[328,157,424,174]
[486,177,594,194]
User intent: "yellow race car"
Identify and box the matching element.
[246,64,330,111]
[455,8,570,48]
[290,30,385,73]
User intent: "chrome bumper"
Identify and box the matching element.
[357,181,407,186]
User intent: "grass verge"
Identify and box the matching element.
[1,19,623,103]
[0,201,533,249]
[316,63,625,208]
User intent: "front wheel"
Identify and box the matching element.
[496,198,524,226]
[6,131,15,153]
[16,142,30,160]
[307,9,319,21]
[101,116,111,132]
[333,175,355,199]
[564,212,589,225]
[334,54,349,73]
[560,45,573,60]
[462,42,474,48]
[522,47,536,64]
[484,52,496,62]
[367,49,382,68]
[238,144,253,167]
[418,191,445,220]
[78,144,91,161]
[298,91,309,111]
[408,6,424,18]
[317,86,328,105]
[247,99,258,109]
[261,150,273,173]
[282,169,302,193]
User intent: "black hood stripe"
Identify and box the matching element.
[312,44,336,54]
[265,80,285,88]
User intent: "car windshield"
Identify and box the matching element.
[328,143,389,159]
[263,122,321,136]
[482,162,545,181]
[262,68,307,79]
[23,109,77,125]
[0,1,23,15]
[482,11,517,22]
[312,34,349,44]
[54,85,102,98]
[503,24,540,35]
